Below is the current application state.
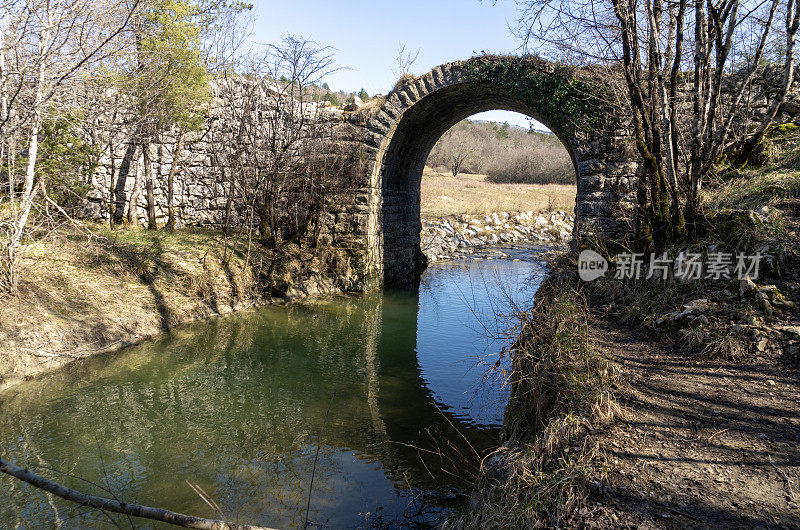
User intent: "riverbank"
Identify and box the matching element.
[0,206,570,393]
[451,145,800,527]
[0,244,545,528]
[0,226,366,392]
[421,210,573,262]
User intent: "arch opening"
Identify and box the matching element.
[422,111,577,219]
[365,59,640,288]
[376,84,581,287]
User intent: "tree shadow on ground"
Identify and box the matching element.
[588,318,800,529]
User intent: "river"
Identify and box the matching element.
[0,246,546,528]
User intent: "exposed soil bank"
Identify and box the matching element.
[583,314,799,528]
[0,226,364,392]
[452,197,800,528]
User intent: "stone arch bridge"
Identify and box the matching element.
[88,55,642,288]
[334,56,639,287]
[90,55,798,287]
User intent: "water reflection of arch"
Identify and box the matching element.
[364,291,500,490]
[0,291,500,526]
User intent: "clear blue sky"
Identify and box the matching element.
[248,0,543,128]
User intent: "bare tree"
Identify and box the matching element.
[516,0,799,247]
[436,125,476,177]
[212,35,340,250]
[0,0,141,293]
[392,42,421,78]
[449,148,472,178]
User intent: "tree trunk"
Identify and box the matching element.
[143,139,157,230]
[0,50,8,209]
[127,152,142,226]
[166,131,185,231]
[108,145,116,229]
[4,117,41,292]
[3,20,49,293]
[222,166,234,238]
[116,142,137,225]
[735,0,800,167]
[6,135,14,211]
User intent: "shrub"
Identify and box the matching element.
[485,148,574,185]
[428,119,574,185]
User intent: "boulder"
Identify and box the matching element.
[78,200,102,219]
[740,314,762,326]
[85,188,104,201]
[758,285,795,309]
[684,299,710,311]
[777,325,800,339]
[656,299,710,328]
[739,276,758,296]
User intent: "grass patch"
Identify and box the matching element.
[706,169,800,211]
[587,271,780,361]
[707,126,800,211]
[421,167,575,217]
[446,267,619,528]
[702,332,748,361]
[589,275,706,328]
[702,126,800,248]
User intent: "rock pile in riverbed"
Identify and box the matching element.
[421,210,574,262]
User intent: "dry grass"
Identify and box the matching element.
[392,72,418,92]
[706,168,800,211]
[447,269,619,528]
[350,95,386,121]
[0,225,266,388]
[705,126,800,224]
[702,333,748,360]
[421,167,576,217]
[0,221,366,390]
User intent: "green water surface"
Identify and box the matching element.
[0,252,544,528]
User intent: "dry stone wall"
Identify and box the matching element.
[81,57,800,288]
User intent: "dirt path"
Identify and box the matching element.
[582,317,800,529]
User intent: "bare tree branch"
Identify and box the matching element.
[0,457,276,530]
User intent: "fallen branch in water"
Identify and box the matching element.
[0,457,276,530]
